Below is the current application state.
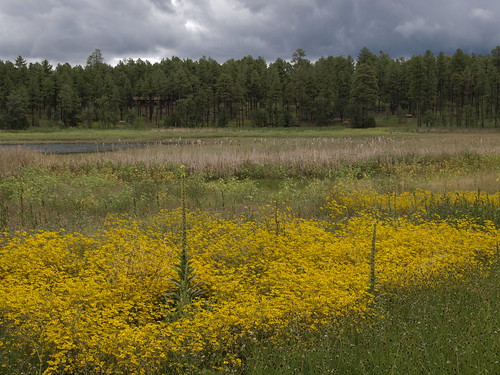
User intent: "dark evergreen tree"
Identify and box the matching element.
[349,63,378,128]
[4,85,29,129]
[290,48,312,125]
[436,52,451,125]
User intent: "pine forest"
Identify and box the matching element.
[1,46,499,130]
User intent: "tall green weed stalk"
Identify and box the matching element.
[166,166,205,317]
[368,221,377,296]
[0,198,7,229]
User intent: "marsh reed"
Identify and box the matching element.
[1,134,499,176]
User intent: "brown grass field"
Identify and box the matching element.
[1,132,499,173]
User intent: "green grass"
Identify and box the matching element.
[2,111,498,144]
[0,127,406,144]
[242,266,500,375]
[0,149,498,232]
[5,119,489,144]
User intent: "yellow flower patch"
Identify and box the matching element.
[0,204,498,373]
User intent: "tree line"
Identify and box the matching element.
[1,47,499,129]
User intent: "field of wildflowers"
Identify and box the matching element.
[1,190,498,373]
[0,133,498,374]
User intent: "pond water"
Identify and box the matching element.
[0,142,155,154]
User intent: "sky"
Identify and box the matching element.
[0,0,499,66]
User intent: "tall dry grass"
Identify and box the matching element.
[0,148,44,174]
[1,134,498,175]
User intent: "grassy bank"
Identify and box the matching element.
[0,126,400,144]
[1,121,498,144]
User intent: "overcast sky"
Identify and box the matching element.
[1,0,499,66]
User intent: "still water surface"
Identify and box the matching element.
[0,142,154,154]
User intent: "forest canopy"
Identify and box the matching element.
[0,47,499,129]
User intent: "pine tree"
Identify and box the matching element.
[4,85,29,129]
[349,63,378,128]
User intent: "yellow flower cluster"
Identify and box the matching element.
[326,184,500,220]
[0,206,498,373]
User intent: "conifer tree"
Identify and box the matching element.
[349,63,378,128]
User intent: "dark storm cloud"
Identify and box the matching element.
[0,0,180,64]
[0,0,498,65]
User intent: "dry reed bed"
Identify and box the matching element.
[1,134,499,175]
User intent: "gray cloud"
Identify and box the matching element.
[0,0,498,65]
